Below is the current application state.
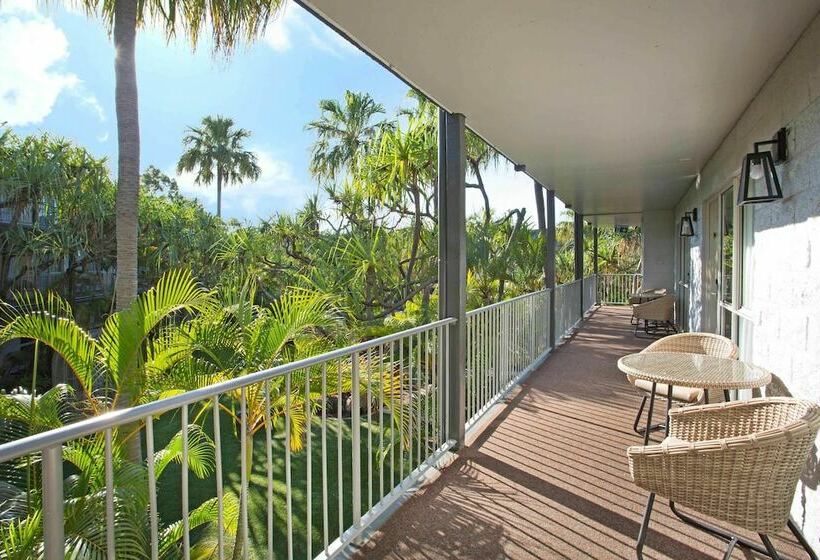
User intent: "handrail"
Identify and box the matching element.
[0,317,457,463]
[466,288,549,317]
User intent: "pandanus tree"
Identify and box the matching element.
[177,116,261,218]
[369,115,437,300]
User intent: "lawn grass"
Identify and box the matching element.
[151,407,413,559]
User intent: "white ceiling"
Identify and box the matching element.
[299,0,820,217]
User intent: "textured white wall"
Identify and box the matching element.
[675,11,820,547]
[641,210,675,292]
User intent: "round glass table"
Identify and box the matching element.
[617,352,772,444]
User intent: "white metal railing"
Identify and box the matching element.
[583,274,597,312]
[0,285,602,559]
[464,290,551,430]
[554,279,581,340]
[0,318,455,560]
[597,273,642,305]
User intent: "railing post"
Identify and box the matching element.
[42,444,65,560]
[351,353,361,524]
[574,213,584,318]
[438,109,466,449]
[546,190,556,348]
[593,227,599,304]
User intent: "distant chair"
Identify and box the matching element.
[629,288,667,324]
[632,294,676,335]
[628,397,820,559]
[629,332,738,436]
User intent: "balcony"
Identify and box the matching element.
[1,279,813,559]
[355,306,808,559]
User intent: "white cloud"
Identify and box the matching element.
[263,2,357,58]
[78,91,105,122]
[0,2,105,127]
[173,147,313,221]
[0,14,78,125]
[0,0,37,15]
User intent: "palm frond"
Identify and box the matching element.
[0,291,97,397]
[153,424,215,479]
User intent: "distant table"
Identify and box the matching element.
[617,352,772,444]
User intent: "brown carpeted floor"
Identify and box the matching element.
[354,306,808,560]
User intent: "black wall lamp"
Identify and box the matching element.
[738,128,788,205]
[680,208,697,237]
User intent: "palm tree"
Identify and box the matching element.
[0,269,216,461]
[66,0,285,314]
[177,116,261,218]
[180,279,341,559]
[306,91,387,183]
[0,384,234,559]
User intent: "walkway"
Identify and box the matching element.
[355,306,806,559]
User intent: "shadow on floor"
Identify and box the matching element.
[354,306,807,560]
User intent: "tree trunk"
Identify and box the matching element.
[470,160,491,229]
[496,210,525,301]
[405,183,422,298]
[113,0,142,463]
[217,167,223,218]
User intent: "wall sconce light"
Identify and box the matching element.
[679,208,697,237]
[738,128,788,205]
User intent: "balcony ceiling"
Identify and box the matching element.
[298,0,820,217]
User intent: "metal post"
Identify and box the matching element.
[351,353,361,524]
[438,109,466,448]
[533,181,549,290]
[546,190,556,348]
[42,445,65,560]
[593,227,599,303]
[574,212,584,317]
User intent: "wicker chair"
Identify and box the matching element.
[633,294,677,335]
[629,332,739,436]
[629,288,667,324]
[628,397,820,559]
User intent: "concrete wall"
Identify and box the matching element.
[674,11,820,547]
[641,210,675,292]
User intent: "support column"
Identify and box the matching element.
[533,181,549,289]
[546,190,556,348]
[574,212,584,317]
[437,109,466,449]
[593,226,599,303]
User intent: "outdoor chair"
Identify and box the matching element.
[628,397,820,559]
[629,332,738,436]
[632,294,676,335]
[629,288,667,324]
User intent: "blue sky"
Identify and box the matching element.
[0,0,561,223]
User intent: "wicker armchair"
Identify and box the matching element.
[629,333,738,436]
[628,398,820,559]
[629,288,667,324]
[632,294,677,335]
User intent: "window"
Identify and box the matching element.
[740,204,755,308]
